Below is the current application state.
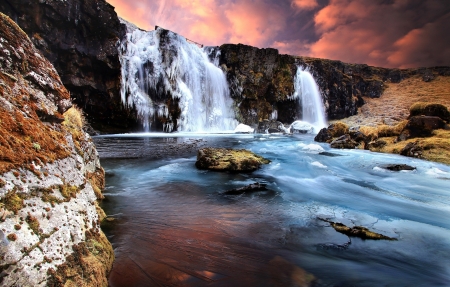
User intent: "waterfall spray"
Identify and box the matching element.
[119,26,237,132]
[292,67,327,131]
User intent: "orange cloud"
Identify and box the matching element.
[107,0,450,68]
[291,0,318,11]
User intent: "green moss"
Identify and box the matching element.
[0,190,25,214]
[26,215,40,235]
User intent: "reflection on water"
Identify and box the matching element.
[95,134,450,286]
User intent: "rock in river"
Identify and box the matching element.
[196,148,270,172]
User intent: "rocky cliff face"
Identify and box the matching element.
[0,0,139,133]
[0,13,112,286]
[219,43,450,126]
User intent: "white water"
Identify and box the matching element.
[119,26,237,132]
[292,67,327,132]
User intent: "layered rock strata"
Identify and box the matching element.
[0,13,112,286]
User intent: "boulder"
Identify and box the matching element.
[290,120,314,133]
[400,142,423,158]
[234,123,255,133]
[409,103,450,123]
[314,128,333,143]
[398,116,446,140]
[195,148,270,172]
[330,134,358,149]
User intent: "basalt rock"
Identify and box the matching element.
[0,0,139,133]
[384,164,416,171]
[257,120,289,134]
[195,148,270,172]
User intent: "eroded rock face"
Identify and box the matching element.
[0,13,112,286]
[0,0,139,133]
[195,148,270,172]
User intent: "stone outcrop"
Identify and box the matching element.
[398,116,446,140]
[218,44,450,127]
[195,148,270,172]
[0,13,112,286]
[0,0,139,133]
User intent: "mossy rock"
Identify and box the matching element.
[195,148,270,172]
[409,102,450,122]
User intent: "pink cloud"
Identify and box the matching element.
[107,0,450,68]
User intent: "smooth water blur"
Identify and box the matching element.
[96,134,450,287]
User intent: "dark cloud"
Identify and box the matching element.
[108,0,450,68]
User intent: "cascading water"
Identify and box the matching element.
[292,67,327,131]
[119,24,237,132]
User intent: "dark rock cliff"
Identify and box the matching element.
[219,43,450,126]
[0,0,139,133]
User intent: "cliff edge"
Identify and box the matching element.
[0,13,112,286]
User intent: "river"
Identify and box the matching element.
[94,133,450,287]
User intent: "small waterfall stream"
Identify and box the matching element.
[292,67,327,131]
[119,26,237,132]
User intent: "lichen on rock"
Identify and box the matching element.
[0,12,112,287]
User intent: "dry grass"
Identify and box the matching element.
[329,122,349,137]
[339,75,450,127]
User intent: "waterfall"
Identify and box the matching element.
[292,67,327,131]
[119,25,237,132]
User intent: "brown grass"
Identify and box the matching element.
[339,75,450,127]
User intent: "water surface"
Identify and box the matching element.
[95,134,450,286]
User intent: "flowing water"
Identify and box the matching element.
[95,133,450,287]
[292,67,327,131]
[119,27,237,132]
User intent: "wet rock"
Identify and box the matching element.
[398,116,446,140]
[400,142,423,158]
[319,218,397,241]
[330,134,358,149]
[384,164,416,171]
[195,148,270,172]
[234,123,255,133]
[290,120,313,134]
[223,182,267,195]
[314,128,333,143]
[257,120,288,134]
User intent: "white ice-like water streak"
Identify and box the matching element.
[291,67,327,132]
[119,27,237,132]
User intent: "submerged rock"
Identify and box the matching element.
[195,148,270,172]
[384,164,416,171]
[223,182,267,195]
[319,219,397,241]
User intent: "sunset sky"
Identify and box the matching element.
[107,0,450,68]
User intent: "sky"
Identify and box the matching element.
[107,0,450,68]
